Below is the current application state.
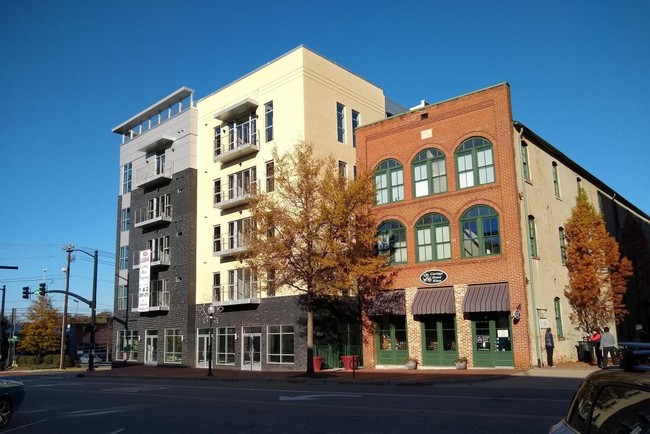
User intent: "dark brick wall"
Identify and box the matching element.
[114,167,198,366]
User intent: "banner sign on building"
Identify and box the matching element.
[138,249,151,312]
[419,269,448,285]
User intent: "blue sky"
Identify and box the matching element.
[1,0,649,319]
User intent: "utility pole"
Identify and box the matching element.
[0,285,5,370]
[88,250,98,372]
[60,247,73,369]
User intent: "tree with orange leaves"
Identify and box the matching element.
[242,141,393,373]
[564,188,633,334]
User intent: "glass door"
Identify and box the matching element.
[241,327,261,371]
[472,313,513,367]
[145,330,158,365]
[376,315,408,365]
[196,328,209,368]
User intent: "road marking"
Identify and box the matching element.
[102,385,171,393]
[279,393,362,401]
[64,405,144,417]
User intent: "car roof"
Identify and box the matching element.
[584,368,650,388]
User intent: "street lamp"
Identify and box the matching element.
[61,245,98,372]
[207,305,215,377]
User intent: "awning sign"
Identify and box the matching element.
[419,269,448,285]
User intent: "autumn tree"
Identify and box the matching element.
[243,141,394,373]
[564,188,633,334]
[18,296,61,363]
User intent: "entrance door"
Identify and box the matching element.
[196,329,209,368]
[145,330,158,365]
[376,315,408,365]
[241,331,261,371]
[421,315,458,366]
[472,313,514,367]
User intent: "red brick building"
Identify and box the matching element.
[356,83,650,370]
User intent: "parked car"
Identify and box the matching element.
[0,378,25,428]
[79,353,103,365]
[550,342,650,433]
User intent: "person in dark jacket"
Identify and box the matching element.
[589,329,603,367]
[545,328,555,367]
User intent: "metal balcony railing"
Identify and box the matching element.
[130,279,170,312]
[213,181,257,210]
[212,284,261,306]
[213,231,249,257]
[136,162,174,188]
[134,205,172,228]
[214,122,259,163]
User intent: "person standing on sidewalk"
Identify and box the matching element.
[601,327,617,368]
[545,328,555,367]
[589,329,603,367]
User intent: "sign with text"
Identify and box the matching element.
[419,269,448,285]
[138,249,151,312]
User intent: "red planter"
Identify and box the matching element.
[341,355,360,371]
[313,356,323,371]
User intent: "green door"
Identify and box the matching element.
[472,313,513,367]
[421,315,458,366]
[376,315,408,365]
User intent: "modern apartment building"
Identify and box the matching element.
[356,83,650,369]
[112,46,404,370]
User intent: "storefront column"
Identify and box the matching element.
[454,284,473,367]
[405,287,421,362]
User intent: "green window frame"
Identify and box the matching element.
[460,205,501,258]
[559,227,567,265]
[554,297,564,338]
[378,220,407,264]
[521,141,530,182]
[416,213,451,262]
[455,137,495,189]
[412,148,447,197]
[552,162,560,198]
[528,215,538,258]
[374,159,404,205]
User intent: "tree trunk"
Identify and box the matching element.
[306,307,314,374]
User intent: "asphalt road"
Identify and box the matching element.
[8,374,581,433]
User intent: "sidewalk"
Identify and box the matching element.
[61,362,602,385]
[1,362,599,386]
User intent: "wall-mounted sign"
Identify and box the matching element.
[419,269,448,285]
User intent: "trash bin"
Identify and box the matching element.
[576,341,592,363]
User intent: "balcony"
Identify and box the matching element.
[134,206,172,228]
[214,124,260,164]
[132,251,170,269]
[213,232,249,258]
[136,162,174,188]
[131,279,170,312]
[213,181,257,210]
[213,284,261,307]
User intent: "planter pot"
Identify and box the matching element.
[405,360,418,370]
[313,356,323,371]
[341,355,360,371]
[455,361,467,370]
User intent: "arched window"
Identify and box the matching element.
[455,137,495,189]
[377,220,407,264]
[374,159,404,205]
[412,148,447,198]
[460,205,500,258]
[415,213,451,262]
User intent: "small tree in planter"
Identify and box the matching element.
[455,356,468,369]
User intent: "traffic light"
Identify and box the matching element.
[38,282,46,296]
[22,286,30,299]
